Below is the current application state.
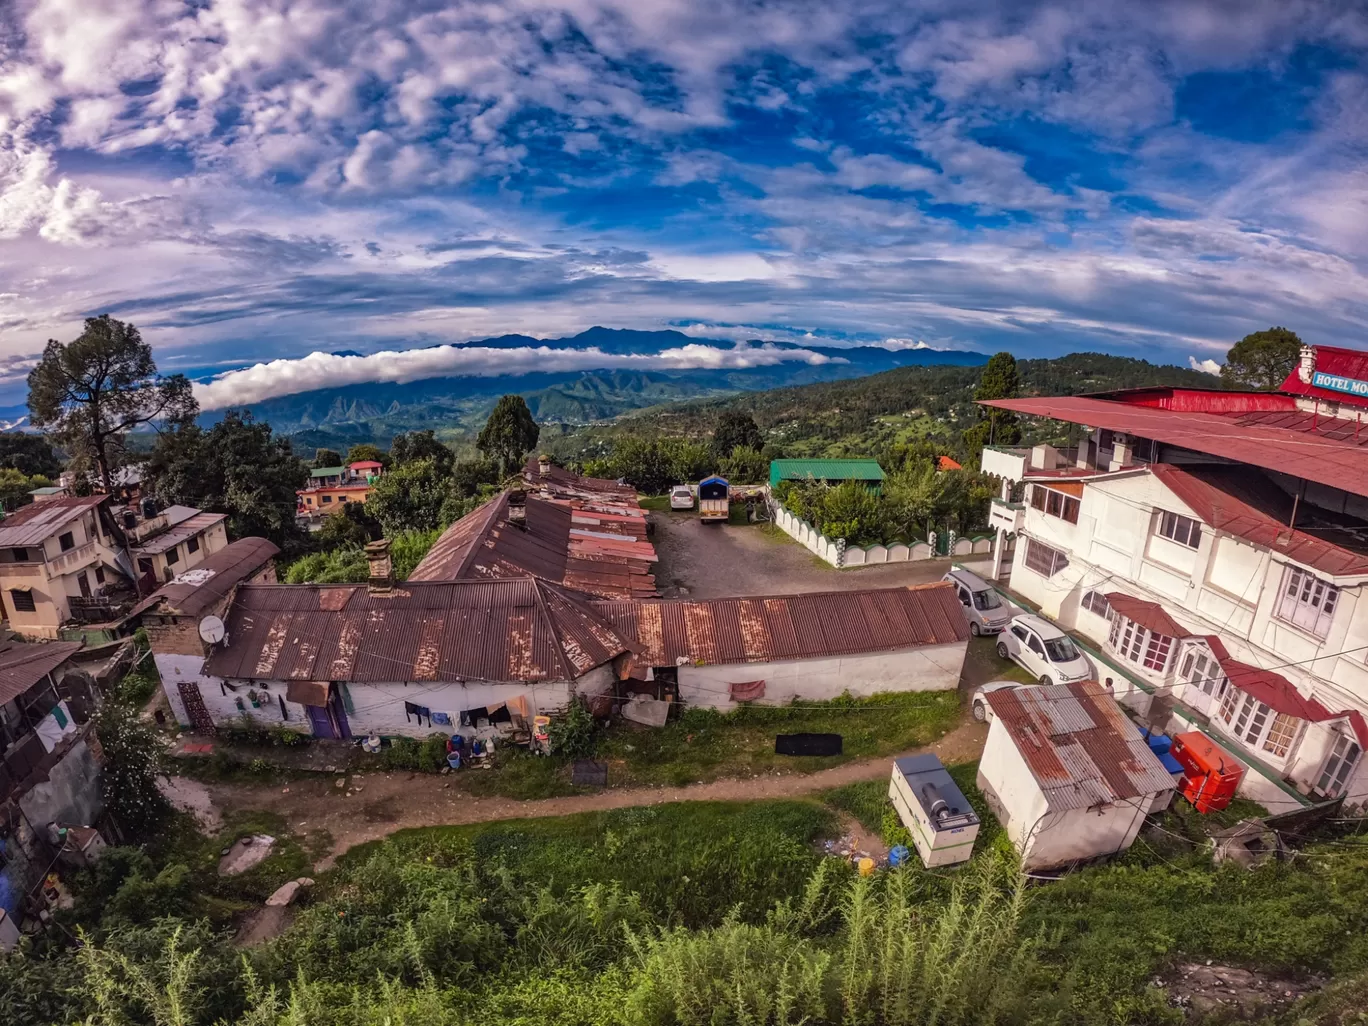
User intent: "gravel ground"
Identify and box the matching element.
[650,510,991,598]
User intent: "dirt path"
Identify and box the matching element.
[207,720,987,868]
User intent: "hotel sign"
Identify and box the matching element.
[1311,370,1368,398]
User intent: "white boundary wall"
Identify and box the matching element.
[769,502,992,568]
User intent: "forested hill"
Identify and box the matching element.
[543,352,1224,463]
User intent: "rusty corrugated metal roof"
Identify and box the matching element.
[204,577,631,684]
[0,640,82,706]
[408,487,658,599]
[594,582,968,672]
[984,681,1174,810]
[133,512,228,556]
[129,537,280,619]
[0,495,105,547]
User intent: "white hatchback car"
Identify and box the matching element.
[669,485,694,510]
[970,680,1040,723]
[995,614,1094,686]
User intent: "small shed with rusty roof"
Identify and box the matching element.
[594,581,971,710]
[977,680,1175,871]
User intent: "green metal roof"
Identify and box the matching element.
[310,466,346,478]
[28,486,65,495]
[769,459,886,483]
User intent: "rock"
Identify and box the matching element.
[335,778,346,788]
[265,877,315,907]
[218,834,277,876]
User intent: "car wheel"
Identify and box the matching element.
[969,622,981,636]
[972,701,987,723]
[996,641,1010,660]
[1039,674,1053,686]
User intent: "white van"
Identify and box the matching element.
[942,567,1013,635]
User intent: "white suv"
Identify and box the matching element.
[996,614,1093,686]
[669,485,694,510]
[970,680,1039,723]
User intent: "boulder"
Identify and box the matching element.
[265,877,315,907]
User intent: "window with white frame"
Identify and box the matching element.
[1180,647,1229,698]
[1317,733,1362,797]
[1108,615,1174,673]
[1156,509,1202,548]
[1219,690,1293,754]
[1262,713,1299,757]
[1023,538,1069,577]
[1030,484,1080,524]
[1081,590,1113,619]
[1219,686,1241,724]
[1275,566,1339,639]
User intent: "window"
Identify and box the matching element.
[1108,616,1173,673]
[1043,636,1080,663]
[322,495,333,504]
[187,535,200,554]
[956,586,971,606]
[1026,633,1045,657]
[1157,510,1202,548]
[1275,566,1339,639]
[305,497,314,506]
[1081,590,1112,619]
[10,589,35,613]
[1032,485,1080,524]
[94,565,105,585]
[10,547,27,562]
[1263,713,1299,757]
[167,546,180,566]
[1011,624,1029,643]
[1023,538,1069,577]
[1219,686,1240,724]
[137,557,154,575]
[1181,648,1228,697]
[58,531,74,551]
[77,572,91,598]
[1317,734,1362,797]
[1242,700,1270,745]
[972,590,1002,612]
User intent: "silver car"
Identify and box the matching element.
[942,568,1013,635]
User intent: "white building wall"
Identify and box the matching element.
[156,653,310,731]
[677,641,967,712]
[338,679,577,738]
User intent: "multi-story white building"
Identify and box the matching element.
[981,344,1368,811]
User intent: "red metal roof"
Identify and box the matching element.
[1105,592,1190,638]
[204,578,631,684]
[0,641,82,706]
[129,537,280,619]
[984,680,1174,810]
[1149,464,1368,578]
[982,395,1368,499]
[1278,345,1368,408]
[0,495,106,547]
[593,582,968,673]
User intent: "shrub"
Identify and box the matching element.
[549,699,598,759]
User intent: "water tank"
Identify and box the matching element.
[122,510,137,529]
[140,497,158,519]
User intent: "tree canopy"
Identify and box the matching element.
[144,412,309,552]
[313,447,342,468]
[712,411,763,459]
[26,315,197,494]
[345,443,387,466]
[964,351,1022,450]
[476,395,540,475]
[1221,326,1303,390]
[0,432,61,477]
[389,429,454,476]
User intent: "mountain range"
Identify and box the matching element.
[198,328,985,450]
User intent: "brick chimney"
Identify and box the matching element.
[365,539,393,594]
[538,453,551,476]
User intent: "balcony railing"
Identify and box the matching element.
[0,562,47,578]
[49,540,96,575]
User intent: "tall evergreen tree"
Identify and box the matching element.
[1221,327,1303,390]
[476,395,540,475]
[966,351,1022,449]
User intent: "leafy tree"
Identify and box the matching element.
[0,469,50,511]
[451,457,500,498]
[365,459,453,536]
[26,315,197,494]
[313,447,343,468]
[818,479,885,544]
[607,437,674,494]
[389,429,454,476]
[144,412,308,552]
[665,439,716,484]
[477,395,540,475]
[1221,326,1303,390]
[283,547,369,584]
[965,351,1022,450]
[345,442,387,466]
[720,445,767,484]
[315,501,380,548]
[712,411,763,458]
[882,462,947,538]
[95,700,172,840]
[0,431,60,477]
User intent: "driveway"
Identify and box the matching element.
[650,510,989,598]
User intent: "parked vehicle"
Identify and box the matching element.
[669,485,695,510]
[698,475,729,523]
[970,680,1039,722]
[995,614,1093,685]
[942,568,1013,635]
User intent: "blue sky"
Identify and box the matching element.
[2,0,1368,407]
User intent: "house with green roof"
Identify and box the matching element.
[769,459,886,493]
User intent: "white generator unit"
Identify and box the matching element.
[889,753,980,868]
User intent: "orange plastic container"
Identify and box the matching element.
[1171,731,1244,813]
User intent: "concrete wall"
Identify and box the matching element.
[770,503,958,568]
[678,641,966,711]
[156,652,311,731]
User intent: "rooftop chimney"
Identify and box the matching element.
[1299,344,1316,384]
[365,539,393,594]
[538,453,551,476]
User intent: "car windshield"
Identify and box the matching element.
[972,590,1002,611]
[1044,636,1080,662]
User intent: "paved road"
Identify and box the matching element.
[206,719,988,868]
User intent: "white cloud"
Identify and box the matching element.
[191,340,842,408]
[1188,355,1221,375]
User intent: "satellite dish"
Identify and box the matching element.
[198,615,226,645]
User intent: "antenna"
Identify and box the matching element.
[198,615,226,645]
